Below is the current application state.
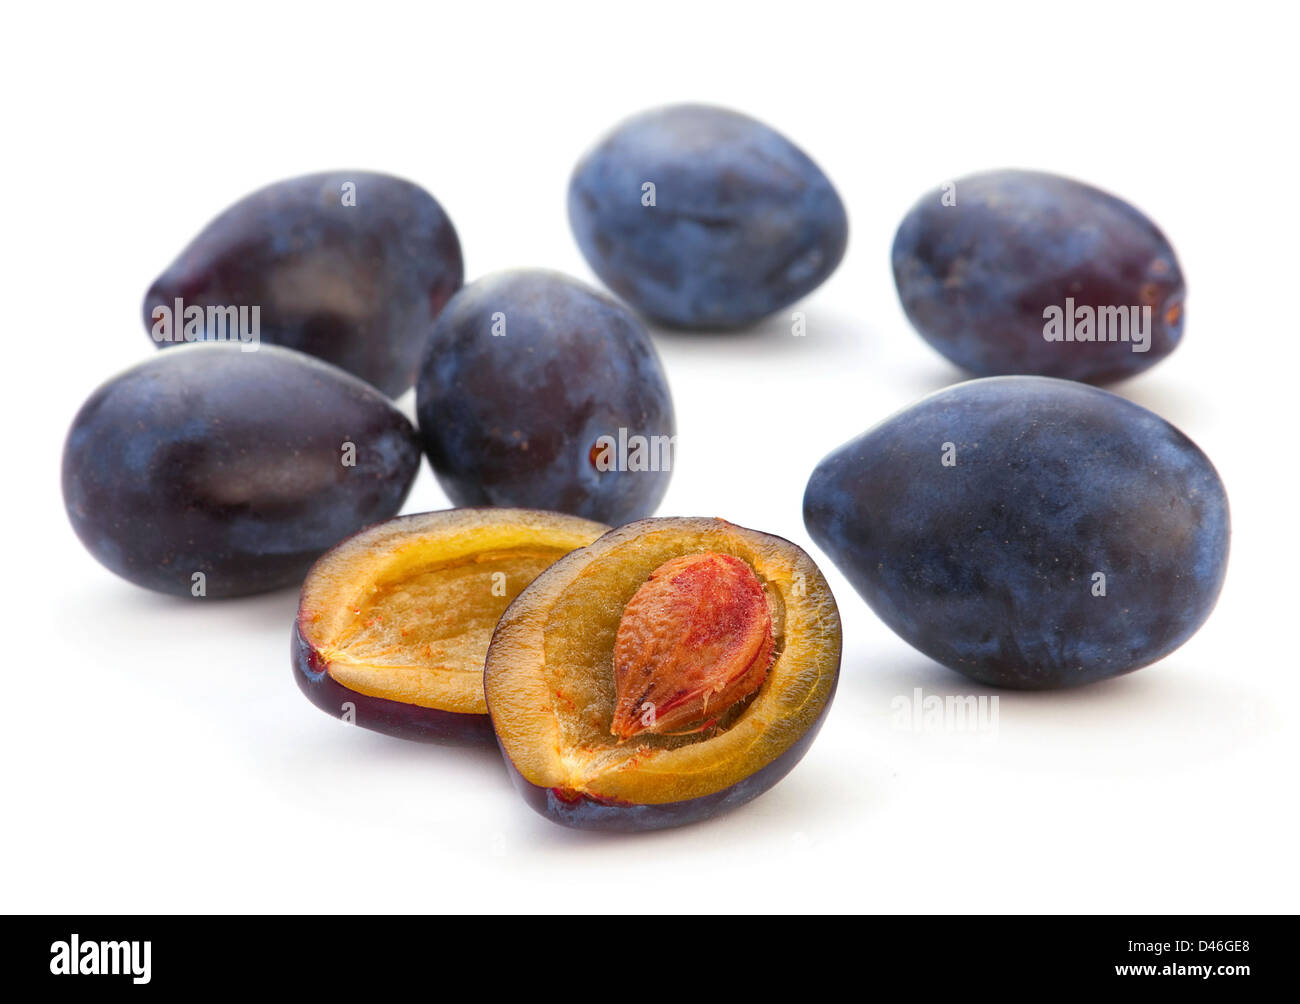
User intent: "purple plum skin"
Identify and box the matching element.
[292,623,495,746]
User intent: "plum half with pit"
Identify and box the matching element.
[484,517,841,830]
[294,508,608,744]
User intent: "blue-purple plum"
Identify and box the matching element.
[569,104,848,329]
[803,377,1229,688]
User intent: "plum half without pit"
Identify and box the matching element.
[294,509,608,744]
[484,517,842,831]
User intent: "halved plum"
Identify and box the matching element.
[484,517,842,830]
[294,509,607,744]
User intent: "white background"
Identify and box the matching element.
[3,2,1296,913]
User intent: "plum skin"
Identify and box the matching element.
[416,270,675,525]
[292,623,495,745]
[62,344,421,598]
[568,104,848,329]
[143,170,463,397]
[803,377,1230,689]
[892,170,1185,384]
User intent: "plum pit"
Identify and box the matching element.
[611,552,774,740]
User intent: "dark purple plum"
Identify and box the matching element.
[892,170,1184,384]
[143,171,463,396]
[416,270,674,525]
[63,344,420,598]
[569,104,848,329]
[803,377,1230,688]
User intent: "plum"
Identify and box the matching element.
[416,270,675,525]
[568,104,848,329]
[143,171,463,396]
[293,508,607,744]
[485,517,841,831]
[803,377,1230,688]
[892,170,1184,384]
[63,344,420,598]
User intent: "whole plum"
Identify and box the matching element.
[892,170,1184,384]
[143,171,463,396]
[568,104,848,329]
[63,344,421,598]
[416,270,674,526]
[803,377,1229,688]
